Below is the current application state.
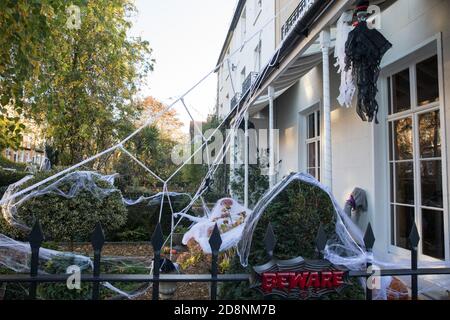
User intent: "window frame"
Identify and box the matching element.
[254,0,262,24]
[305,109,321,181]
[386,45,448,262]
[254,40,262,72]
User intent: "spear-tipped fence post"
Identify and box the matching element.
[29,220,44,300]
[264,223,276,261]
[364,223,375,301]
[315,224,327,259]
[91,222,105,300]
[209,224,222,300]
[151,223,164,300]
[409,223,420,300]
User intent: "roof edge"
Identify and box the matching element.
[215,0,247,70]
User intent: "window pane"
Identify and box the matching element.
[394,117,413,160]
[308,113,315,139]
[421,160,443,208]
[391,205,395,246]
[392,68,411,113]
[387,77,392,115]
[307,142,315,168]
[388,121,393,161]
[316,111,321,137]
[417,55,439,106]
[422,209,445,260]
[419,111,441,158]
[308,167,316,177]
[317,141,320,168]
[395,205,415,250]
[389,163,394,201]
[395,162,414,205]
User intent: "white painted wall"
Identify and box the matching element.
[274,0,450,258]
[217,0,276,118]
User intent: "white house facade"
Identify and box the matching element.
[216,0,450,298]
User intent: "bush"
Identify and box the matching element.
[109,193,194,242]
[231,164,269,209]
[0,156,27,171]
[0,267,28,300]
[14,171,128,243]
[0,168,29,188]
[35,254,149,300]
[219,178,364,300]
[37,255,92,300]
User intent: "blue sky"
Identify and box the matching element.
[129,0,237,127]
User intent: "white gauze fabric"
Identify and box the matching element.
[335,11,356,108]
[176,198,252,254]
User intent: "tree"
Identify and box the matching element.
[113,96,184,192]
[0,116,24,150]
[1,0,153,162]
[0,0,66,148]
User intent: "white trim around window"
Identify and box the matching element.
[382,34,448,262]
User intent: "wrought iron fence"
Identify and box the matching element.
[242,72,260,95]
[1,219,450,300]
[231,93,242,110]
[281,0,314,40]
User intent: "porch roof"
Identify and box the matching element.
[227,0,354,124]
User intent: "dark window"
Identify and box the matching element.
[395,205,415,250]
[421,160,443,208]
[421,209,445,260]
[391,69,411,114]
[417,56,439,106]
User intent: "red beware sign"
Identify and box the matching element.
[261,271,345,293]
[252,257,349,299]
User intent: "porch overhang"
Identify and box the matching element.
[227,0,355,125]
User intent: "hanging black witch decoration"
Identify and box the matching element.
[345,1,392,123]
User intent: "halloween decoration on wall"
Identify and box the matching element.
[335,11,356,108]
[344,0,392,123]
[344,187,367,224]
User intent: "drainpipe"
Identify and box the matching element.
[268,86,275,188]
[320,28,332,190]
[244,111,249,208]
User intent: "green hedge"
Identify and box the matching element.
[0,169,29,188]
[13,171,128,242]
[219,179,364,300]
[109,193,194,242]
[0,156,27,171]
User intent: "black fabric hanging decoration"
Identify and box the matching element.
[344,1,392,123]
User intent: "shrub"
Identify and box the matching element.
[231,164,269,208]
[0,169,29,188]
[0,156,27,171]
[14,171,128,243]
[109,193,193,242]
[0,267,28,300]
[219,178,364,300]
[37,255,92,300]
[36,254,149,300]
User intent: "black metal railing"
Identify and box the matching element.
[1,219,450,300]
[242,72,260,95]
[0,220,249,301]
[281,0,316,40]
[231,92,242,109]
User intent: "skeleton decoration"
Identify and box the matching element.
[344,1,392,123]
